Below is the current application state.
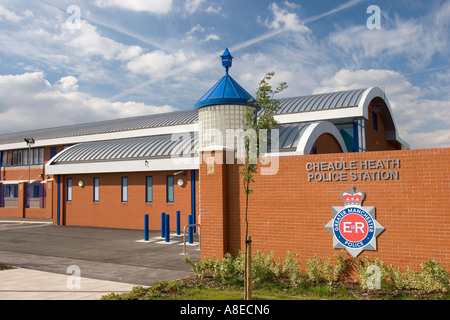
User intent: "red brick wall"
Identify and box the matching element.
[61,170,198,230]
[200,148,450,271]
[312,133,344,154]
[366,99,398,151]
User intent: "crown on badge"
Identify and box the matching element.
[341,186,365,206]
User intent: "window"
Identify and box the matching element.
[33,148,39,164]
[38,148,44,164]
[50,147,57,159]
[93,178,100,202]
[67,178,72,202]
[121,177,128,202]
[23,149,28,165]
[32,184,40,198]
[18,150,22,166]
[1,147,44,167]
[12,150,18,166]
[1,152,6,167]
[4,184,18,208]
[146,176,153,203]
[5,185,18,198]
[372,111,378,132]
[167,175,174,203]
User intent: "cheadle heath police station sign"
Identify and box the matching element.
[306,159,401,182]
[325,187,385,257]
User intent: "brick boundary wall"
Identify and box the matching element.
[199,148,450,271]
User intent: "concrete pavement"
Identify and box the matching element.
[0,219,201,300]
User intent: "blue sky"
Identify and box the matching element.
[0,0,448,148]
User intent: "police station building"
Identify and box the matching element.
[0,50,448,271]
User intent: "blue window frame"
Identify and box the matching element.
[4,185,18,198]
[93,177,100,202]
[146,176,153,203]
[372,111,378,132]
[167,175,174,203]
[50,147,57,159]
[121,177,128,202]
[67,178,72,202]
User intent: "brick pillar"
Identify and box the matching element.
[199,148,232,259]
[18,182,26,218]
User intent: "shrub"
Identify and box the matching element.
[185,253,449,295]
[304,253,349,285]
[356,257,449,292]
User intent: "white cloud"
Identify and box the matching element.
[314,69,450,149]
[202,34,220,42]
[206,6,223,15]
[185,0,206,14]
[265,2,309,33]
[328,2,450,70]
[0,72,176,133]
[0,4,30,22]
[65,21,143,61]
[56,76,79,93]
[126,50,189,77]
[94,0,173,14]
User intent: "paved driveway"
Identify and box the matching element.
[0,220,200,287]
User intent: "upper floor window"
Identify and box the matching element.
[1,147,44,167]
[372,111,378,132]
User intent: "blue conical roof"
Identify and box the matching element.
[194,74,254,109]
[194,49,254,109]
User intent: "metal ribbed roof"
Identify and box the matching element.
[50,124,312,164]
[277,123,310,150]
[52,133,199,163]
[0,109,198,145]
[265,88,367,115]
[0,88,370,147]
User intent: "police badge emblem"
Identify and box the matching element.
[325,187,385,257]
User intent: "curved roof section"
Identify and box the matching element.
[0,87,407,150]
[295,121,347,154]
[260,88,367,115]
[0,109,198,145]
[50,133,199,164]
[194,75,254,109]
[49,122,344,166]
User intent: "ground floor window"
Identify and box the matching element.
[122,177,128,202]
[67,178,72,201]
[167,175,174,203]
[27,183,46,208]
[93,177,100,202]
[146,176,153,203]
[2,184,18,208]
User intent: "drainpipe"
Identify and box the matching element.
[191,170,196,226]
[57,175,61,226]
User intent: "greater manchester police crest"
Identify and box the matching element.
[325,187,385,257]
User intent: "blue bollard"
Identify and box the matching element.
[176,211,181,235]
[165,214,170,242]
[161,212,166,238]
[144,214,149,241]
[188,214,193,244]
